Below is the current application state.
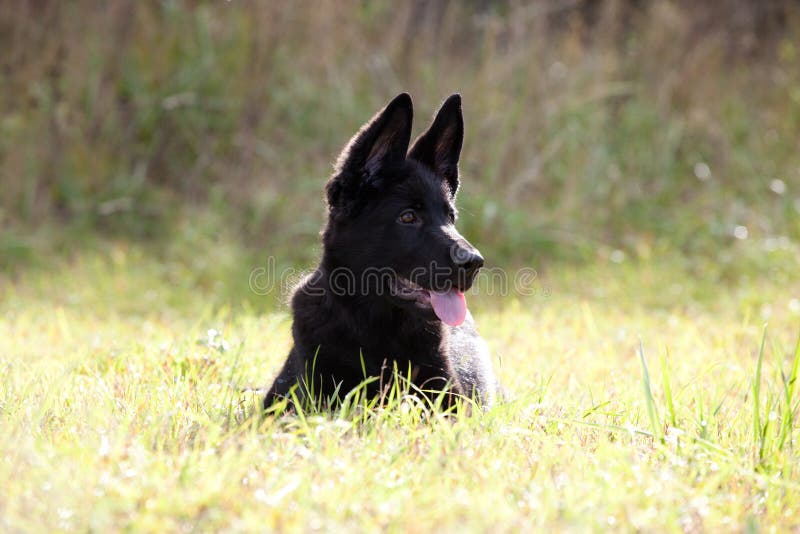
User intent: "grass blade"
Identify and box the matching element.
[777,332,800,453]
[753,324,767,467]
[638,339,662,443]
[660,349,676,428]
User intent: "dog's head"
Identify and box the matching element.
[322,93,484,326]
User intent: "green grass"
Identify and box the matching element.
[2,241,799,531]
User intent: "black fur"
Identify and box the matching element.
[264,93,500,411]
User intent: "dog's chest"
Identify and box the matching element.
[355,319,444,370]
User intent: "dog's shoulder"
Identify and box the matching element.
[289,270,326,308]
[289,269,368,350]
[288,270,337,336]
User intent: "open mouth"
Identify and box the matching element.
[392,275,467,327]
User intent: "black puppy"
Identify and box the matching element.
[264,93,499,411]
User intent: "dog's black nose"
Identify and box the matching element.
[457,251,484,274]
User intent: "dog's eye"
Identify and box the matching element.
[398,209,418,225]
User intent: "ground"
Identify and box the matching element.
[1,241,799,532]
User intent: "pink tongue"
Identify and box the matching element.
[429,289,467,326]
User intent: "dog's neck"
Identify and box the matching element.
[316,253,422,326]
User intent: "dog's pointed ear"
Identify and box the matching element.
[334,93,413,184]
[327,93,413,214]
[407,93,463,196]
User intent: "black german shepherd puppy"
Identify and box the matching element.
[264,93,499,411]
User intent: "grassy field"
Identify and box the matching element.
[2,236,799,532]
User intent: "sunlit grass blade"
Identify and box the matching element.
[753,324,767,468]
[777,332,800,453]
[660,350,676,428]
[638,339,662,443]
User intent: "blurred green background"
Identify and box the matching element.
[1,0,799,303]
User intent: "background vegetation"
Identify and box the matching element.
[3,0,799,269]
[2,1,800,531]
